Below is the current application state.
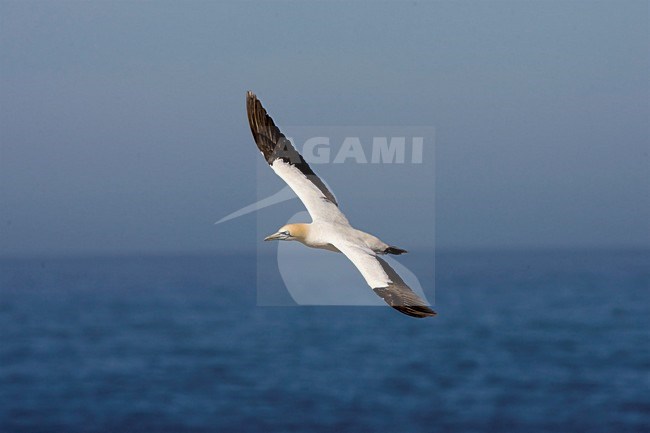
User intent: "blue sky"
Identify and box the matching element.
[1,0,648,255]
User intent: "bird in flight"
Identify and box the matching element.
[246,91,436,318]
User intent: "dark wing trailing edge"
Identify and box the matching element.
[246,91,338,206]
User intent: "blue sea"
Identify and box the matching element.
[1,249,648,433]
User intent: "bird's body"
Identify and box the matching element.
[286,222,342,252]
[278,222,390,254]
[246,91,435,318]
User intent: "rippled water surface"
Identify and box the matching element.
[1,250,648,432]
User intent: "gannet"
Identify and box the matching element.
[246,91,436,318]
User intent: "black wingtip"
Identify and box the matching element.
[246,90,287,164]
[392,305,437,318]
[373,286,437,318]
[244,92,339,207]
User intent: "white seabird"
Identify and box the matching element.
[247,91,436,318]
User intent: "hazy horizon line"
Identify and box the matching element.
[1,244,648,262]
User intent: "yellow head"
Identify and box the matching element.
[264,223,308,242]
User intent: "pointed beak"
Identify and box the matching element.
[264,232,283,241]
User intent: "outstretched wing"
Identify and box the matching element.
[246,91,348,223]
[332,241,436,318]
